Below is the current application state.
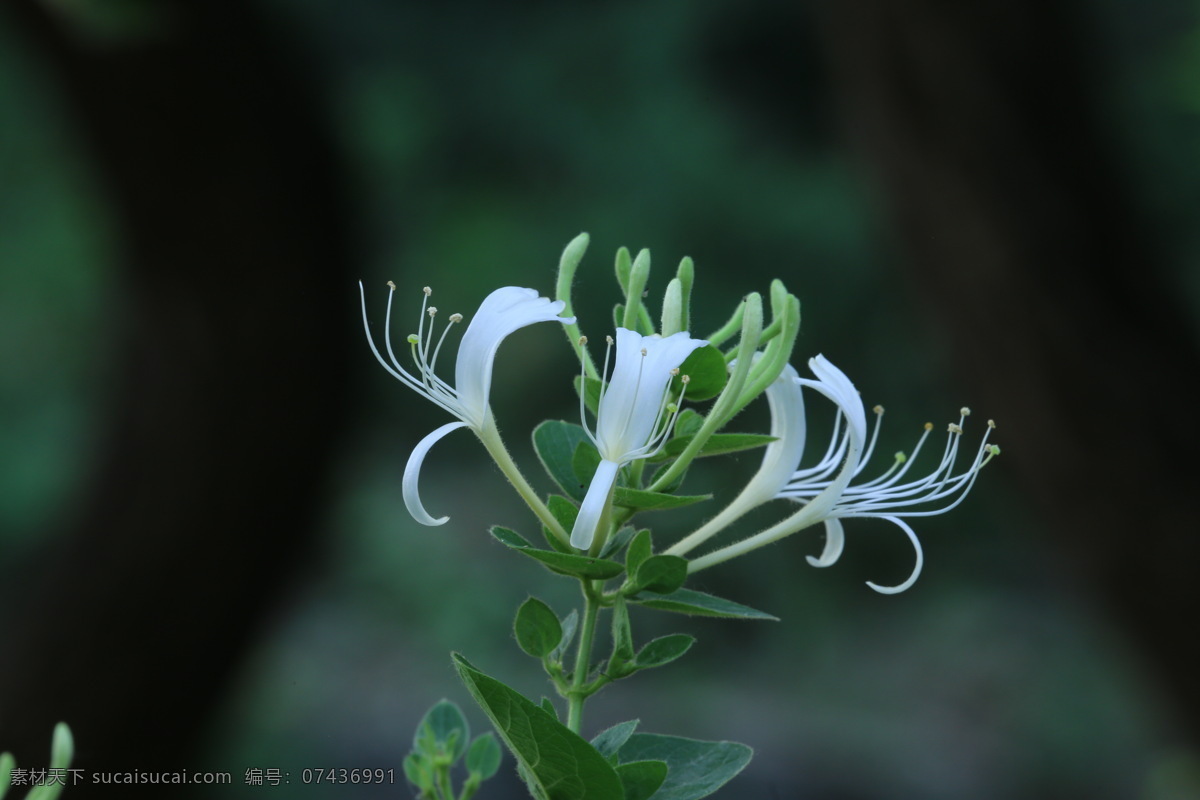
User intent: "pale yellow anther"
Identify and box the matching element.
[423,286,432,296]
[923,422,934,432]
[960,407,971,417]
[606,335,614,345]
[681,374,691,384]
[988,419,997,429]
[641,348,648,357]
[427,307,437,317]
[873,405,884,415]
[669,367,680,376]
[579,335,588,345]
[948,423,963,435]
[386,280,396,290]
[449,313,463,323]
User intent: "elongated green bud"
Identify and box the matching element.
[660,277,684,336]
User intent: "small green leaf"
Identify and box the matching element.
[402,752,430,788]
[616,760,669,800]
[625,529,653,575]
[613,486,710,511]
[610,596,635,666]
[635,634,695,669]
[598,525,637,559]
[515,597,563,659]
[574,374,604,416]
[658,433,776,460]
[453,653,625,800]
[591,720,640,763]
[533,420,593,501]
[539,697,559,720]
[631,588,779,620]
[492,527,625,580]
[672,344,727,401]
[630,555,688,595]
[466,733,503,779]
[544,495,579,554]
[550,608,579,664]
[414,699,470,763]
[617,734,752,800]
[675,409,703,437]
[572,441,602,486]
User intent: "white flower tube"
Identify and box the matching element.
[570,328,707,550]
[361,283,573,526]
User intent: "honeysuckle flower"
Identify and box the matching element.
[666,361,806,557]
[360,282,573,526]
[570,327,708,550]
[687,354,998,594]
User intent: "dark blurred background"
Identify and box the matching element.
[2,0,1199,798]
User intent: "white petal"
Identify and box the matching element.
[749,363,805,502]
[595,328,706,458]
[806,517,846,568]
[454,287,573,427]
[570,459,621,550]
[865,516,924,595]
[403,421,469,526]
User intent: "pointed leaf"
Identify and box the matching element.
[635,634,695,669]
[543,495,580,553]
[591,720,640,763]
[610,596,635,666]
[550,608,579,664]
[617,734,752,800]
[625,529,653,575]
[613,486,710,511]
[533,420,593,501]
[466,733,503,779]
[616,760,669,800]
[453,654,624,800]
[631,588,779,620]
[629,555,688,595]
[598,526,637,559]
[539,697,559,720]
[515,597,563,659]
[671,344,727,401]
[492,527,625,580]
[572,441,602,486]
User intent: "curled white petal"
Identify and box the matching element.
[570,459,621,550]
[455,287,573,428]
[864,516,924,595]
[805,518,845,568]
[403,421,469,526]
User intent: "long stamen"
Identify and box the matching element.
[428,312,462,374]
[578,336,599,447]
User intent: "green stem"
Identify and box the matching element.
[566,581,602,733]
[476,414,570,547]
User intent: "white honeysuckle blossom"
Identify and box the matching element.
[570,327,708,550]
[360,282,574,526]
[687,354,998,594]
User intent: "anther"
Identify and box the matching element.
[427,307,438,317]
[987,419,997,429]
[386,280,396,290]
[948,423,963,435]
[449,313,463,323]
[606,335,614,345]
[579,335,588,345]
[641,348,648,357]
[423,286,432,296]
[923,422,934,432]
[670,368,680,376]
[960,407,971,417]
[681,375,691,384]
[873,405,884,415]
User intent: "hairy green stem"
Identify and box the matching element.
[566,582,602,733]
[476,415,570,548]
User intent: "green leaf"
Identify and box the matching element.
[574,374,604,417]
[492,527,625,580]
[453,654,625,800]
[635,634,695,669]
[414,699,470,762]
[544,495,579,554]
[658,433,776,460]
[466,733,503,779]
[672,345,727,401]
[539,697,559,720]
[515,597,563,659]
[610,596,635,666]
[598,526,637,559]
[533,420,593,501]
[550,608,579,664]
[631,588,779,620]
[625,529,653,575]
[629,555,688,595]
[591,720,640,763]
[616,760,670,800]
[402,752,429,788]
[572,441,602,486]
[613,486,710,511]
[674,409,703,437]
[617,734,752,800]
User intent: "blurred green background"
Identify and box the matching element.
[2,0,1199,798]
